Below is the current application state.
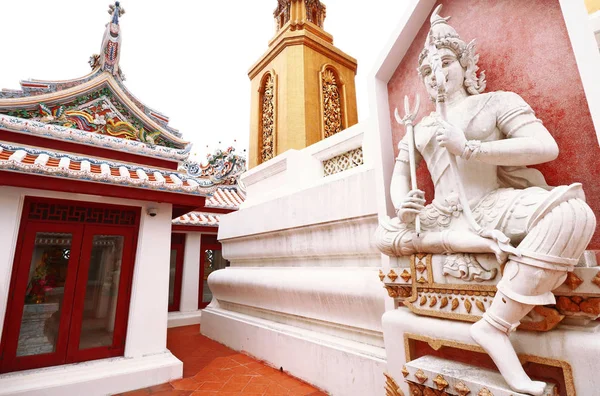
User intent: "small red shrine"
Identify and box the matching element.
[0,2,244,394]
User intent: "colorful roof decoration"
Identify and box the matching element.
[205,188,245,209]
[172,212,221,227]
[0,2,247,206]
[0,2,187,151]
[0,142,238,196]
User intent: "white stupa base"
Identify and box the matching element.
[202,306,386,396]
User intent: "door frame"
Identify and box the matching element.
[168,233,186,312]
[0,196,140,374]
[198,234,221,309]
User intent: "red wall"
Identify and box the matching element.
[387,0,600,249]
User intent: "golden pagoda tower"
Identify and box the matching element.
[248,0,358,167]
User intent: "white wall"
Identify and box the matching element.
[179,232,201,312]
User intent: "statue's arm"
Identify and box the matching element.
[390,160,413,210]
[466,92,559,166]
[473,120,558,166]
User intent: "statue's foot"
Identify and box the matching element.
[470,320,546,396]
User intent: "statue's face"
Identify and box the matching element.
[419,48,465,99]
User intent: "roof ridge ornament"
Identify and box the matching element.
[89,2,126,79]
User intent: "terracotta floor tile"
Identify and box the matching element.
[170,378,200,391]
[115,325,325,396]
[241,381,270,394]
[230,354,257,365]
[198,382,224,391]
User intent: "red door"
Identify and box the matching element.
[0,198,139,374]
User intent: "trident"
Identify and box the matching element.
[426,13,518,256]
[394,95,421,234]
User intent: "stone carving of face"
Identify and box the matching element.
[419,47,466,100]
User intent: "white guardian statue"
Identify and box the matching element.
[375,5,596,395]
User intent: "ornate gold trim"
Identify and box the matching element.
[403,333,576,396]
[414,369,428,384]
[388,269,399,282]
[454,381,471,396]
[384,372,405,396]
[433,374,448,391]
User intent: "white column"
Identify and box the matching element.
[0,187,25,341]
[179,233,201,312]
[124,202,173,358]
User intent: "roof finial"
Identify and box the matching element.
[91,2,125,78]
[108,1,125,25]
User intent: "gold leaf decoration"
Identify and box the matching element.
[454,381,471,396]
[260,74,275,163]
[420,296,427,306]
[564,272,583,290]
[384,372,405,396]
[429,296,438,308]
[414,369,428,384]
[416,263,426,273]
[440,297,448,309]
[478,387,493,396]
[379,269,385,282]
[322,68,343,138]
[432,374,448,390]
[384,286,398,298]
[401,270,412,282]
[388,269,399,282]
[464,299,472,313]
[451,298,459,311]
[592,273,600,288]
[422,388,437,396]
[476,300,486,312]
[401,366,409,378]
[417,276,427,284]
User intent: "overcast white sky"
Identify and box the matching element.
[0,0,408,162]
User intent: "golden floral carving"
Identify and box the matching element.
[401,269,412,282]
[417,276,427,283]
[440,296,449,309]
[464,299,472,313]
[564,272,583,290]
[519,306,565,332]
[388,269,399,282]
[420,296,427,306]
[322,69,343,138]
[477,388,493,396]
[414,369,428,384]
[379,269,385,282]
[260,74,275,163]
[384,372,405,396]
[384,285,399,298]
[408,383,423,396]
[451,298,459,311]
[416,262,427,273]
[422,388,437,396]
[432,374,448,391]
[580,297,600,316]
[454,381,471,396]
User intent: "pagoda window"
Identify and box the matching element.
[320,66,345,139]
[259,72,276,164]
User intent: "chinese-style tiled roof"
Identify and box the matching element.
[0,142,234,196]
[0,2,188,154]
[205,188,245,209]
[172,212,221,227]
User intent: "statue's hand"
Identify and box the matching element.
[396,189,425,223]
[434,119,467,156]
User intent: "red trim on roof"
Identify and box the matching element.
[0,171,206,209]
[0,129,179,170]
[171,225,218,233]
